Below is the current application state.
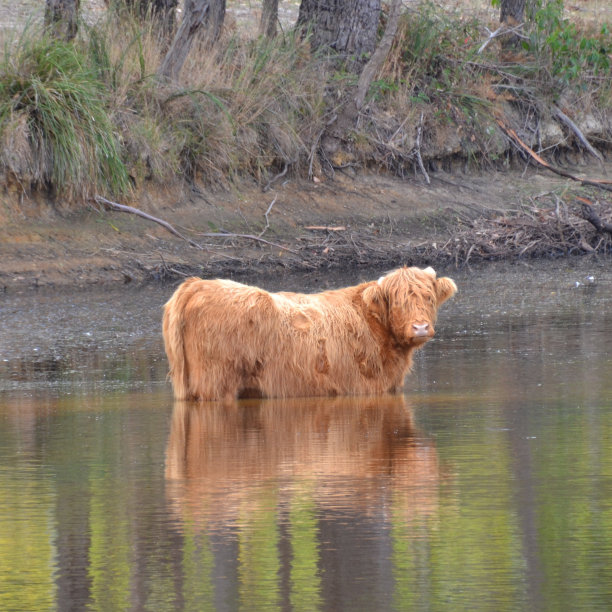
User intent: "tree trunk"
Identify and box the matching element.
[320,0,403,163]
[157,0,210,80]
[208,0,226,43]
[499,0,526,48]
[297,0,381,68]
[157,0,226,80]
[355,0,402,110]
[259,0,279,38]
[500,0,526,25]
[112,1,178,39]
[45,0,81,41]
[144,0,179,34]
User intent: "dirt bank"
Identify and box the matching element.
[2,159,610,292]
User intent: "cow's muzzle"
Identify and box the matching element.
[410,322,434,341]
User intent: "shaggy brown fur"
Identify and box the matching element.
[162,266,457,401]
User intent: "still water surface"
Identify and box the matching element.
[1,261,611,611]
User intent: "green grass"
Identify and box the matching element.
[0,26,130,198]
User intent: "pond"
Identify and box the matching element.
[1,259,611,611]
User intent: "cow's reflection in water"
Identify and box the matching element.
[165,394,440,530]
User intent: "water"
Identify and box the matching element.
[1,260,611,611]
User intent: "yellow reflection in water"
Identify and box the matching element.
[0,471,57,612]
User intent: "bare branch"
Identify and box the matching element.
[304,225,347,231]
[496,119,612,193]
[258,195,278,237]
[415,112,430,185]
[553,106,605,165]
[477,23,526,54]
[577,197,612,234]
[95,195,203,249]
[263,163,290,193]
[196,231,299,254]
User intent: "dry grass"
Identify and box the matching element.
[0,1,609,201]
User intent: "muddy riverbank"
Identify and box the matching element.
[2,161,611,292]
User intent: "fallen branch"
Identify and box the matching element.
[577,197,612,234]
[263,163,291,193]
[553,107,604,165]
[94,195,203,249]
[496,119,612,193]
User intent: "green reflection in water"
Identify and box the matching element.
[431,427,528,611]
[391,414,528,611]
[0,470,57,612]
[289,484,323,612]
[391,493,431,611]
[181,524,215,612]
[238,486,281,611]
[532,402,612,611]
[88,466,131,610]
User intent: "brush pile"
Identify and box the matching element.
[290,196,612,271]
[412,196,612,266]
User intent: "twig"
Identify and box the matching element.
[415,112,430,185]
[263,163,290,193]
[94,195,203,249]
[258,196,278,237]
[387,113,412,147]
[196,231,299,254]
[304,225,347,231]
[552,106,605,165]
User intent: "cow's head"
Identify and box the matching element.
[363,266,457,346]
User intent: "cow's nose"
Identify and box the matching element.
[412,323,430,337]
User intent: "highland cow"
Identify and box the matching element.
[162,266,457,401]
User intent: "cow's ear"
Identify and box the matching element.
[362,283,387,321]
[363,283,382,307]
[436,277,457,305]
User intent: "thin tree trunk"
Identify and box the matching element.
[321,0,403,160]
[157,0,210,81]
[259,0,279,38]
[118,0,179,39]
[208,0,226,43]
[355,0,403,110]
[45,0,81,41]
[499,0,526,47]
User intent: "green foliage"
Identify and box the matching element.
[382,4,486,114]
[525,0,611,85]
[0,28,130,198]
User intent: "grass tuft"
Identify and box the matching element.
[0,26,130,199]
